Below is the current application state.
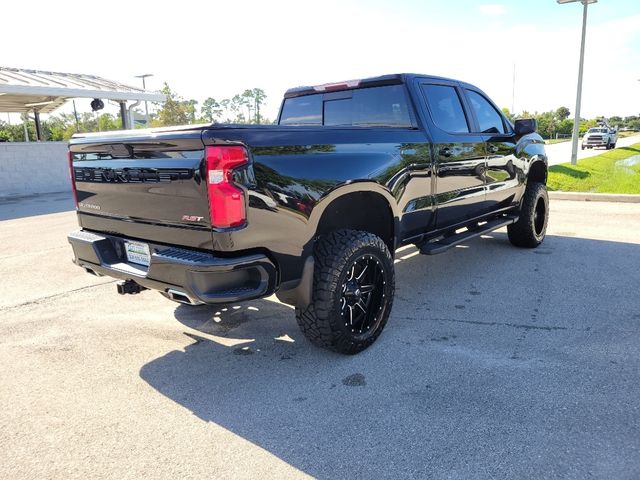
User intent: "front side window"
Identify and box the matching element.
[466,90,507,134]
[421,84,470,133]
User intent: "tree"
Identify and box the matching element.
[220,98,240,123]
[501,107,514,122]
[185,99,198,123]
[213,89,270,124]
[240,90,254,123]
[608,115,622,126]
[97,113,121,132]
[557,118,573,136]
[152,83,197,127]
[201,97,223,123]
[555,107,570,121]
[251,88,267,124]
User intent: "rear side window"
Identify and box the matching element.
[279,85,412,127]
[421,84,469,133]
[466,90,508,134]
[279,95,322,125]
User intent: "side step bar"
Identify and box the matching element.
[418,215,519,255]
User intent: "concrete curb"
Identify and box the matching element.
[549,191,640,203]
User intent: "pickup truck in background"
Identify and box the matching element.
[68,73,548,354]
[582,126,618,150]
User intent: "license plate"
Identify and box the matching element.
[124,241,151,266]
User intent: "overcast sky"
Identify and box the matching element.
[3,0,639,121]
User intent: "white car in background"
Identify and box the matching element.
[582,127,618,150]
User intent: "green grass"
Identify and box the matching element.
[547,143,640,194]
[619,131,640,138]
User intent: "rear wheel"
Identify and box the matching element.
[295,230,394,354]
[508,182,549,248]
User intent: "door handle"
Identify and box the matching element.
[439,147,452,158]
[487,144,498,154]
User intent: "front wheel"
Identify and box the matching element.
[508,182,549,248]
[295,230,395,354]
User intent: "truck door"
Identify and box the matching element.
[463,88,523,213]
[418,82,486,228]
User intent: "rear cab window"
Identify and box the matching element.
[278,95,322,125]
[420,84,470,133]
[279,85,413,127]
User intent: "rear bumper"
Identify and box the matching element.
[68,230,278,304]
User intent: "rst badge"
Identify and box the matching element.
[182,215,204,222]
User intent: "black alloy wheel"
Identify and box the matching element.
[340,254,387,336]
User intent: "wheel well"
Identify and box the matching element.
[529,161,547,185]
[316,192,395,253]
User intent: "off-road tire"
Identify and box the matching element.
[507,182,549,248]
[295,229,395,354]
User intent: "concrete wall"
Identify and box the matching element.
[0,142,70,197]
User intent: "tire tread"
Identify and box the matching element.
[295,229,394,354]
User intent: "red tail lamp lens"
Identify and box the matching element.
[205,146,248,228]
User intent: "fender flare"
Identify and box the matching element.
[276,182,400,309]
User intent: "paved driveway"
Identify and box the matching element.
[1,195,639,479]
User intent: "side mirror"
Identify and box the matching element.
[514,118,537,136]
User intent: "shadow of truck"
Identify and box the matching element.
[140,233,640,479]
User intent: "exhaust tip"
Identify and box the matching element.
[166,289,202,305]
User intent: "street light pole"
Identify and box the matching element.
[135,73,153,128]
[558,0,597,165]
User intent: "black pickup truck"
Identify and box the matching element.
[68,73,548,354]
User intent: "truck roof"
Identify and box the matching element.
[283,73,468,98]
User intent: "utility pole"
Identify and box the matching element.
[557,0,597,165]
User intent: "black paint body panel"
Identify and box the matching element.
[68,73,547,300]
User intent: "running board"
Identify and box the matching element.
[418,215,519,255]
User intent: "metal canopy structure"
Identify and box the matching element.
[0,66,166,139]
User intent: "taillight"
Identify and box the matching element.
[68,151,78,208]
[205,145,248,228]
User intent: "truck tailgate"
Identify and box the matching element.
[70,129,212,250]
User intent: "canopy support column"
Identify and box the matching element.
[33,110,43,141]
[119,101,129,129]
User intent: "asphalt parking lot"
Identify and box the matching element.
[1,194,639,479]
